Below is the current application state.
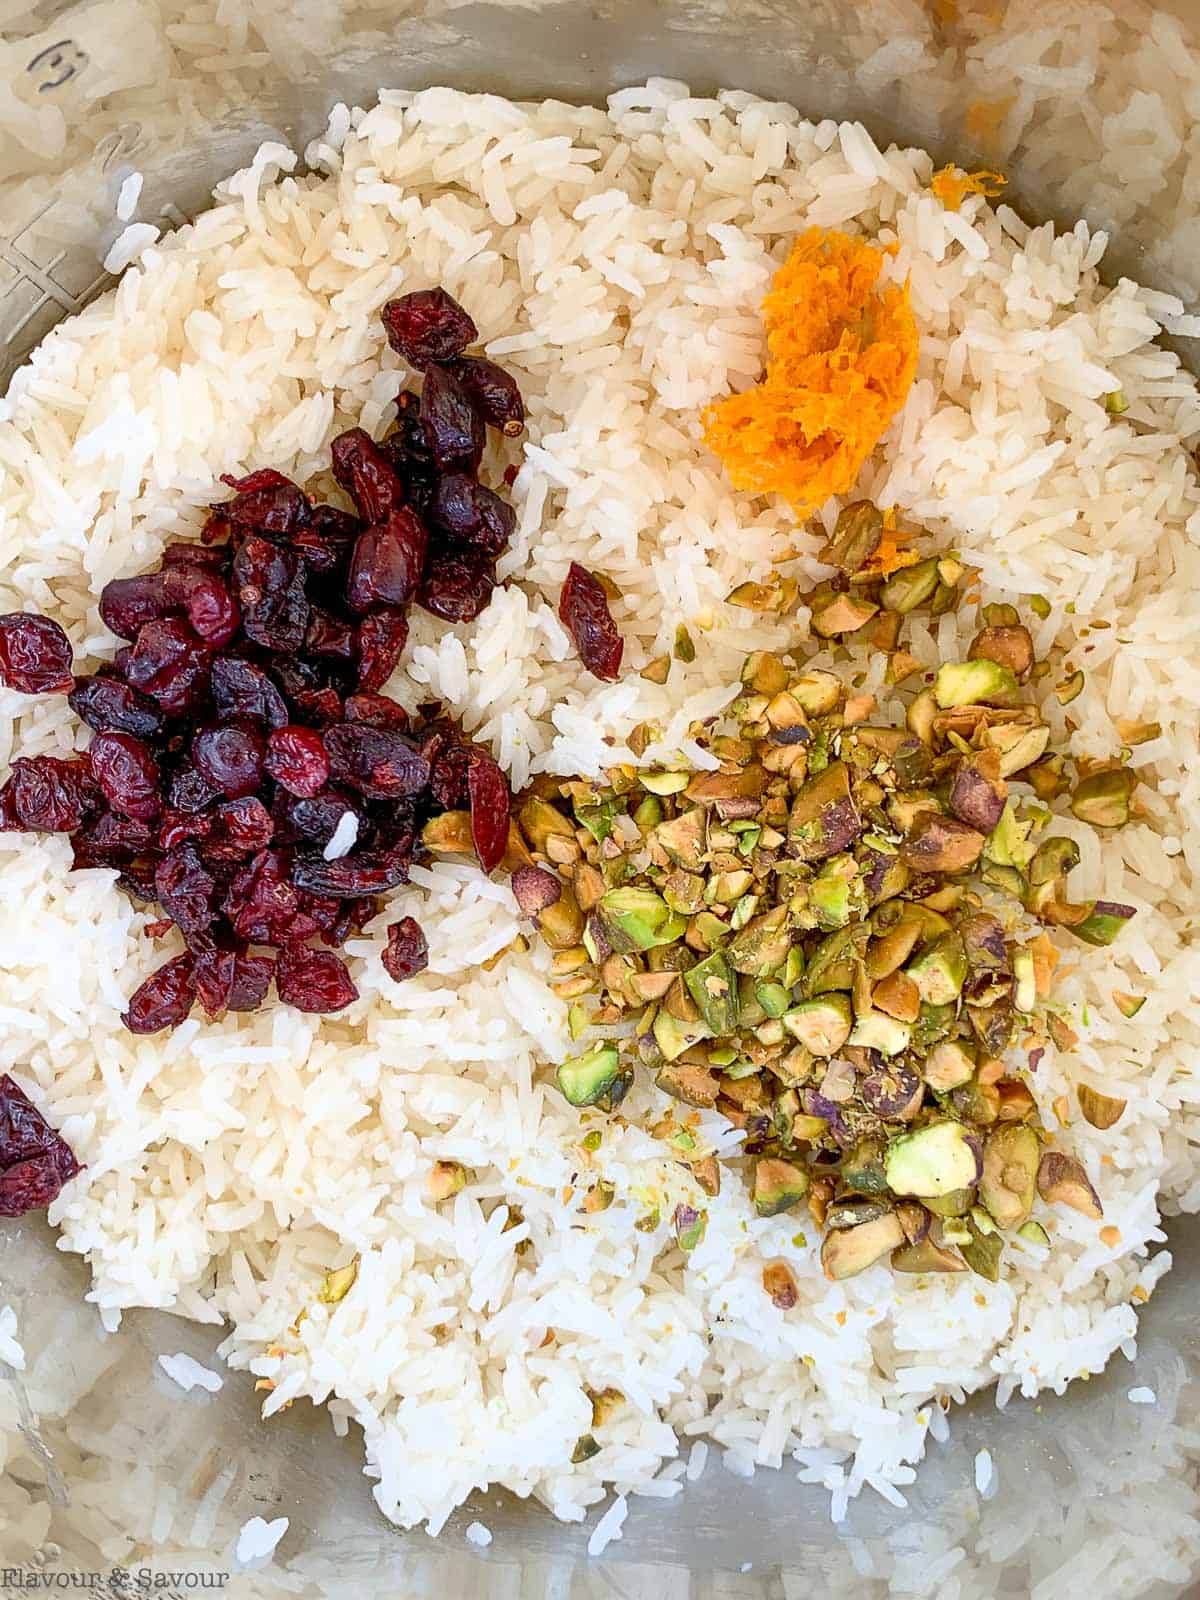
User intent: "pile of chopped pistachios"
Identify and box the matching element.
[425,503,1141,1284]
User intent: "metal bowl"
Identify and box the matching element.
[2,3,1199,1594]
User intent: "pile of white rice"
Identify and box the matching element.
[1,80,1199,1541]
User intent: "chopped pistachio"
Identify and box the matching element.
[1069,900,1137,947]
[881,556,940,614]
[640,654,672,685]
[821,1211,905,1279]
[762,1260,799,1309]
[572,1434,602,1463]
[969,623,1034,680]
[583,1180,615,1214]
[783,994,853,1056]
[811,590,879,637]
[959,1213,1003,1281]
[1054,669,1084,706]
[1077,1084,1126,1130]
[1037,1150,1103,1219]
[848,1010,912,1057]
[1104,388,1128,415]
[885,1121,979,1199]
[1070,767,1135,829]
[557,1046,623,1106]
[318,1257,360,1304]
[753,1157,810,1216]
[1016,1219,1051,1248]
[599,886,686,952]
[934,658,1019,710]
[428,1160,468,1201]
[892,1237,967,1273]
[979,1124,1038,1228]
[1112,990,1145,1019]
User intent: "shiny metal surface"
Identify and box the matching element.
[1,3,1199,1593]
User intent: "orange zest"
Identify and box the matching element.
[930,165,1007,211]
[703,228,919,517]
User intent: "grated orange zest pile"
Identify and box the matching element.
[931,164,1007,211]
[702,228,919,516]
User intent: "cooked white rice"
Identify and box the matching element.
[1,81,1198,1543]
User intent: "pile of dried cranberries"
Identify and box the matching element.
[0,289,543,1036]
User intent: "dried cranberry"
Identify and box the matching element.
[88,731,162,822]
[382,288,477,368]
[346,507,428,613]
[232,536,309,655]
[419,363,485,472]
[0,1074,80,1183]
[206,796,274,858]
[223,850,319,945]
[417,546,496,623]
[446,356,525,436]
[210,656,289,731]
[427,473,515,557]
[291,686,344,729]
[154,845,217,937]
[157,807,213,852]
[192,723,266,799]
[265,726,330,798]
[162,566,240,649]
[466,747,510,874]
[305,608,357,661]
[117,862,159,903]
[275,944,358,1013]
[324,723,430,799]
[192,940,236,1016]
[73,807,156,864]
[356,608,409,693]
[381,415,438,509]
[291,845,412,897]
[161,540,230,571]
[559,562,624,682]
[228,953,274,1011]
[0,1151,81,1216]
[4,756,92,832]
[429,739,472,809]
[382,917,428,982]
[121,952,196,1033]
[167,762,220,813]
[276,787,363,848]
[125,617,211,714]
[0,613,75,695]
[219,468,310,535]
[344,692,408,730]
[69,676,163,740]
[331,428,407,524]
[99,572,172,641]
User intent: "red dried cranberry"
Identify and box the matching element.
[466,747,510,874]
[162,565,241,649]
[228,953,274,1011]
[428,739,472,809]
[559,562,624,682]
[356,608,409,693]
[219,468,310,535]
[192,940,236,1016]
[382,917,428,982]
[4,756,93,832]
[99,572,172,641]
[206,796,274,859]
[305,608,358,661]
[323,723,430,799]
[427,473,515,557]
[125,617,211,714]
[381,415,438,509]
[419,363,485,472]
[121,952,196,1033]
[0,613,75,695]
[344,692,408,730]
[154,844,217,937]
[73,807,156,865]
[417,546,496,623]
[382,288,477,368]
[88,731,162,822]
[210,656,289,731]
[290,844,412,897]
[192,723,266,799]
[346,507,428,613]
[265,726,330,798]
[0,1150,81,1216]
[223,850,320,945]
[446,356,525,436]
[0,1074,80,1184]
[232,537,309,654]
[331,428,407,523]
[157,807,214,852]
[291,686,344,729]
[161,540,230,571]
[69,675,163,740]
[275,944,358,1013]
[167,761,221,813]
[274,787,361,848]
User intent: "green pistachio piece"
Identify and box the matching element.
[1016,1219,1051,1248]
[905,933,968,1005]
[1069,900,1136,947]
[790,669,844,716]
[557,1046,623,1106]
[885,1120,979,1199]
[821,1212,905,1278]
[655,1059,719,1105]
[848,1010,912,1056]
[922,1038,976,1092]
[788,761,863,863]
[653,807,708,869]
[979,1124,1039,1229]
[652,1010,712,1063]
[1012,947,1036,1013]
[599,887,686,953]
[891,1237,967,1273]
[639,769,691,796]
[960,1213,1003,1281]
[752,1157,810,1216]
[842,1137,889,1195]
[1070,767,1136,828]
[782,993,853,1056]
[683,950,737,1035]
[1036,1150,1103,1219]
[726,905,791,976]
[881,556,940,614]
[933,658,1019,709]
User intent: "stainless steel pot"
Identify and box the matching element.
[2,3,1199,1594]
